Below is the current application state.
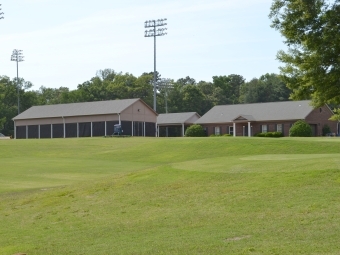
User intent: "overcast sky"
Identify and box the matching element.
[0,0,286,91]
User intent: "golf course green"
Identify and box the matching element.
[0,137,339,254]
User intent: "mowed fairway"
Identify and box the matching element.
[1,137,340,254]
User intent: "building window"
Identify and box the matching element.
[261,124,268,133]
[277,124,282,132]
[229,126,234,135]
[215,126,220,135]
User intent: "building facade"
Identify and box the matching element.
[13,99,157,139]
[195,101,337,137]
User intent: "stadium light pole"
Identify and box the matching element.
[157,78,173,114]
[144,18,167,112]
[0,4,4,19]
[157,78,173,137]
[11,49,24,114]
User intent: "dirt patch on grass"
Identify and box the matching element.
[225,235,251,241]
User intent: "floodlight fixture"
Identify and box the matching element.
[144,18,168,112]
[11,49,24,114]
[0,4,4,19]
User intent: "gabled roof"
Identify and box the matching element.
[13,98,155,120]
[157,112,200,125]
[195,100,314,124]
[233,115,255,121]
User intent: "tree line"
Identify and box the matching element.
[0,69,291,135]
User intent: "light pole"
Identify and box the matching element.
[0,4,4,19]
[157,78,173,114]
[11,49,24,114]
[144,18,167,112]
[158,78,173,137]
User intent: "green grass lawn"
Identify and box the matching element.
[1,137,340,254]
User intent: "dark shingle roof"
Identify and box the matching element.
[195,100,314,124]
[157,112,200,125]
[13,99,144,120]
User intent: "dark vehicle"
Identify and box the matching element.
[113,124,123,135]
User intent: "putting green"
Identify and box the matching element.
[172,154,340,173]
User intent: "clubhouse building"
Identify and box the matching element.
[195,100,337,137]
[13,99,337,138]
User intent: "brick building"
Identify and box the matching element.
[195,100,337,137]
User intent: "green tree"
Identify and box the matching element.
[0,76,36,135]
[239,73,290,103]
[182,85,206,115]
[212,74,245,104]
[269,0,340,107]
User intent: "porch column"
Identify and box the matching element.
[38,125,40,139]
[132,121,134,136]
[14,121,16,139]
[62,116,65,138]
[91,122,93,137]
[118,113,121,125]
[182,123,185,137]
[105,121,107,136]
[248,122,251,137]
[157,125,159,137]
[233,122,236,137]
[77,123,79,138]
[51,124,53,138]
[144,122,146,137]
[26,125,28,139]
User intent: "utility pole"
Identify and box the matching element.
[144,18,167,112]
[0,4,4,19]
[11,50,24,114]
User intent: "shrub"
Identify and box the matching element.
[185,124,206,137]
[322,124,331,136]
[223,134,232,137]
[289,120,312,137]
[209,134,222,137]
[255,132,283,138]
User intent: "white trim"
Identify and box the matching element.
[248,122,251,137]
[62,116,65,138]
[118,113,121,125]
[14,121,16,139]
[214,126,220,135]
[233,122,236,137]
[182,123,185,137]
[276,123,283,133]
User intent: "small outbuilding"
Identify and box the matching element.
[195,100,337,137]
[157,112,201,137]
[13,98,157,139]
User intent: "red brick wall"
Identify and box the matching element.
[202,106,337,136]
[305,105,337,136]
[199,105,337,137]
